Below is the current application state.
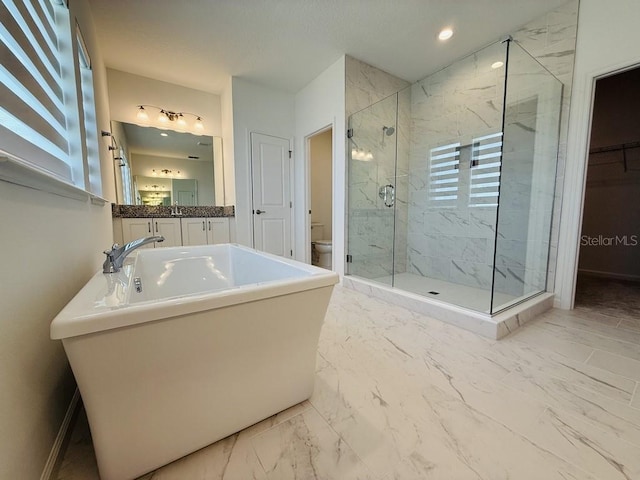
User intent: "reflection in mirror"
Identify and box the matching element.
[111,121,223,206]
[134,176,199,206]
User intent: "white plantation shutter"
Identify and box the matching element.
[0,0,73,182]
[76,23,102,195]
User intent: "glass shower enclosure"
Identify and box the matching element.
[346,39,563,314]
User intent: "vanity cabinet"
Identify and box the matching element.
[121,218,182,247]
[117,217,229,247]
[181,217,230,246]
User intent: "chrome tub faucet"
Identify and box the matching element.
[102,236,164,273]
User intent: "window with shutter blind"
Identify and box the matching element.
[76,22,102,196]
[428,142,460,208]
[0,0,105,202]
[469,132,503,208]
[0,0,73,180]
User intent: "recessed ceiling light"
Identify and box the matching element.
[491,61,504,69]
[438,28,453,41]
[160,133,168,137]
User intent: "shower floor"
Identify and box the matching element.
[373,272,519,313]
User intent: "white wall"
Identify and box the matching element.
[231,78,295,247]
[556,0,640,308]
[0,1,113,478]
[310,129,333,239]
[294,57,346,273]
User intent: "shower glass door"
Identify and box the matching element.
[347,94,399,285]
[492,41,563,313]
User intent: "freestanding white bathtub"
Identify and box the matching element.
[51,244,339,480]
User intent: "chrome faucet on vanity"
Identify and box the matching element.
[171,201,183,216]
[102,236,164,273]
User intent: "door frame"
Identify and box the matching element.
[248,131,295,256]
[304,124,334,265]
[555,60,640,309]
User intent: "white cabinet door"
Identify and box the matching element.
[207,218,230,244]
[121,218,154,248]
[152,218,182,247]
[181,218,208,246]
[121,217,228,247]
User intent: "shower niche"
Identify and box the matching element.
[346,39,563,333]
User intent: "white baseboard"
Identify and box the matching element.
[578,269,640,282]
[40,388,80,480]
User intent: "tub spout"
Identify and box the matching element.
[102,236,164,273]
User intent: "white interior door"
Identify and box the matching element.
[251,133,292,257]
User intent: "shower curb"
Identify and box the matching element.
[343,276,553,339]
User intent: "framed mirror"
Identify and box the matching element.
[111,121,224,206]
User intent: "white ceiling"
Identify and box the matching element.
[87,0,570,95]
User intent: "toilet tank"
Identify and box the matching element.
[311,223,324,242]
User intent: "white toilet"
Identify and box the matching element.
[311,223,332,270]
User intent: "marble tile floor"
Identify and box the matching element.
[373,272,519,313]
[57,285,640,480]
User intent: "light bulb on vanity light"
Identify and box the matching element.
[135,105,204,131]
[136,106,149,121]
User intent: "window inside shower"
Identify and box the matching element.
[346,39,563,315]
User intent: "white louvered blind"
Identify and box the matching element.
[0,0,73,182]
[76,23,102,195]
[469,132,503,207]
[428,142,460,208]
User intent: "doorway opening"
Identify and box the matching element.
[575,65,640,321]
[309,128,333,270]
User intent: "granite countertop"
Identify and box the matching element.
[112,204,235,218]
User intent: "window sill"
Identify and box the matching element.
[0,151,105,204]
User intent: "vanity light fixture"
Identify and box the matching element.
[152,168,181,177]
[136,105,204,130]
[438,28,454,41]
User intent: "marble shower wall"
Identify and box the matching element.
[494,43,563,300]
[404,0,578,298]
[344,0,578,297]
[406,41,507,293]
[346,57,410,279]
[510,0,579,294]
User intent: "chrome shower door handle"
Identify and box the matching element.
[378,184,395,208]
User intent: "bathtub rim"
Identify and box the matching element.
[51,244,339,340]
